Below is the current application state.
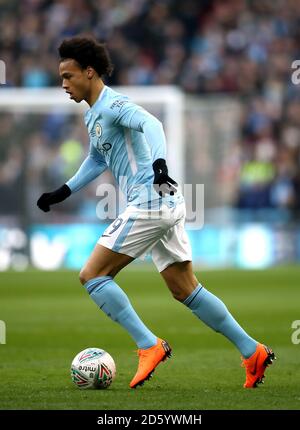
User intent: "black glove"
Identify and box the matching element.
[152,158,178,197]
[37,184,71,212]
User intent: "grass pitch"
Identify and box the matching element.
[0,267,300,410]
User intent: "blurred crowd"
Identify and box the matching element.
[1,0,300,216]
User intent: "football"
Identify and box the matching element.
[71,347,116,389]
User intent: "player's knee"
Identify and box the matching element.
[79,266,113,285]
[172,289,191,302]
[164,276,197,302]
[79,268,95,285]
[79,269,86,285]
[171,290,186,302]
[166,280,188,302]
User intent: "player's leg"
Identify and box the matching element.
[153,218,276,387]
[159,260,198,301]
[81,207,173,388]
[79,243,134,281]
[80,243,158,351]
[79,243,133,281]
[161,260,259,358]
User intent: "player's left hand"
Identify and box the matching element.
[152,158,178,197]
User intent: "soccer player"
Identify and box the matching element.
[37,36,275,389]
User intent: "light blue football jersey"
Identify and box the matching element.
[67,85,183,208]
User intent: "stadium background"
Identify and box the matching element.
[1,0,300,269]
[0,0,300,411]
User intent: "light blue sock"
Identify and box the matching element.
[183,285,257,358]
[84,276,157,349]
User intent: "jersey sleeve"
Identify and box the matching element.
[108,99,167,161]
[66,142,107,193]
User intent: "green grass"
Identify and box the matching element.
[0,267,300,410]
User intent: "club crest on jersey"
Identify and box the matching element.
[95,122,102,138]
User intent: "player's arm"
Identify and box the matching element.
[37,143,107,212]
[110,100,177,196]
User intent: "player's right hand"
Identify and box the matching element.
[37,184,71,212]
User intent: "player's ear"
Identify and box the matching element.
[86,66,95,80]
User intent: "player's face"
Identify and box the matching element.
[59,59,90,103]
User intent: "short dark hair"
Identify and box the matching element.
[58,36,113,78]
